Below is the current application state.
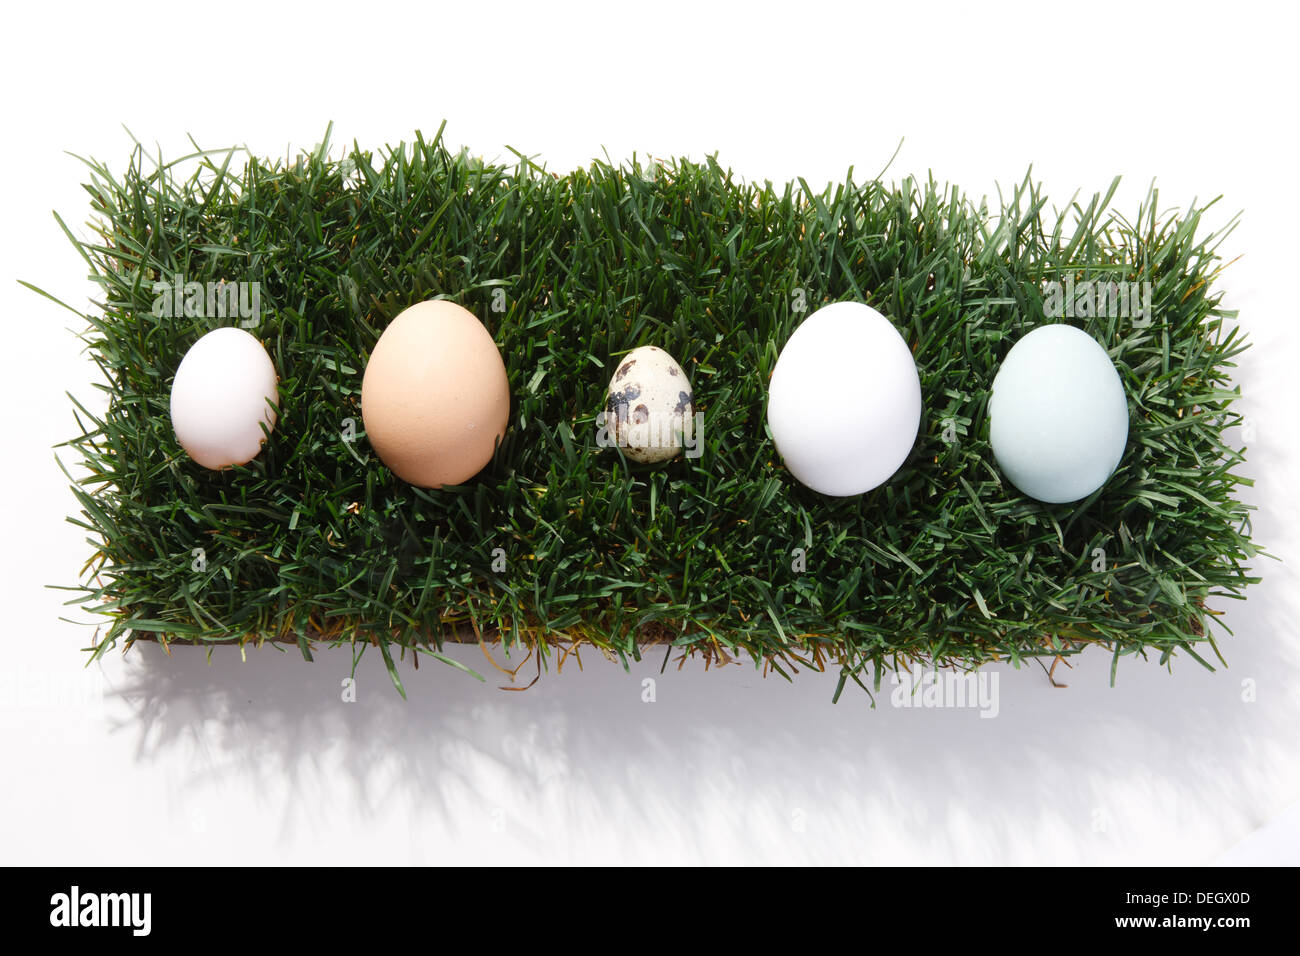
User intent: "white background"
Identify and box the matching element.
[2,0,1297,865]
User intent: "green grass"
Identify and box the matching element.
[39,122,1262,700]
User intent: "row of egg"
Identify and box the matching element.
[169,299,1130,504]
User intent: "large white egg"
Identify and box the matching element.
[169,326,279,470]
[989,323,1129,503]
[767,301,922,496]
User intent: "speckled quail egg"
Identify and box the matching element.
[604,345,694,463]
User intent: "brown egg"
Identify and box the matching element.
[361,299,510,488]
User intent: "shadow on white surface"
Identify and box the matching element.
[1216,797,1300,865]
[100,545,1299,865]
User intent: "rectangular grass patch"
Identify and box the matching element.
[43,123,1261,699]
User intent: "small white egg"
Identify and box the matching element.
[605,345,694,463]
[767,301,922,496]
[989,323,1128,503]
[169,326,279,470]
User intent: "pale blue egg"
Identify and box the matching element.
[989,324,1129,503]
